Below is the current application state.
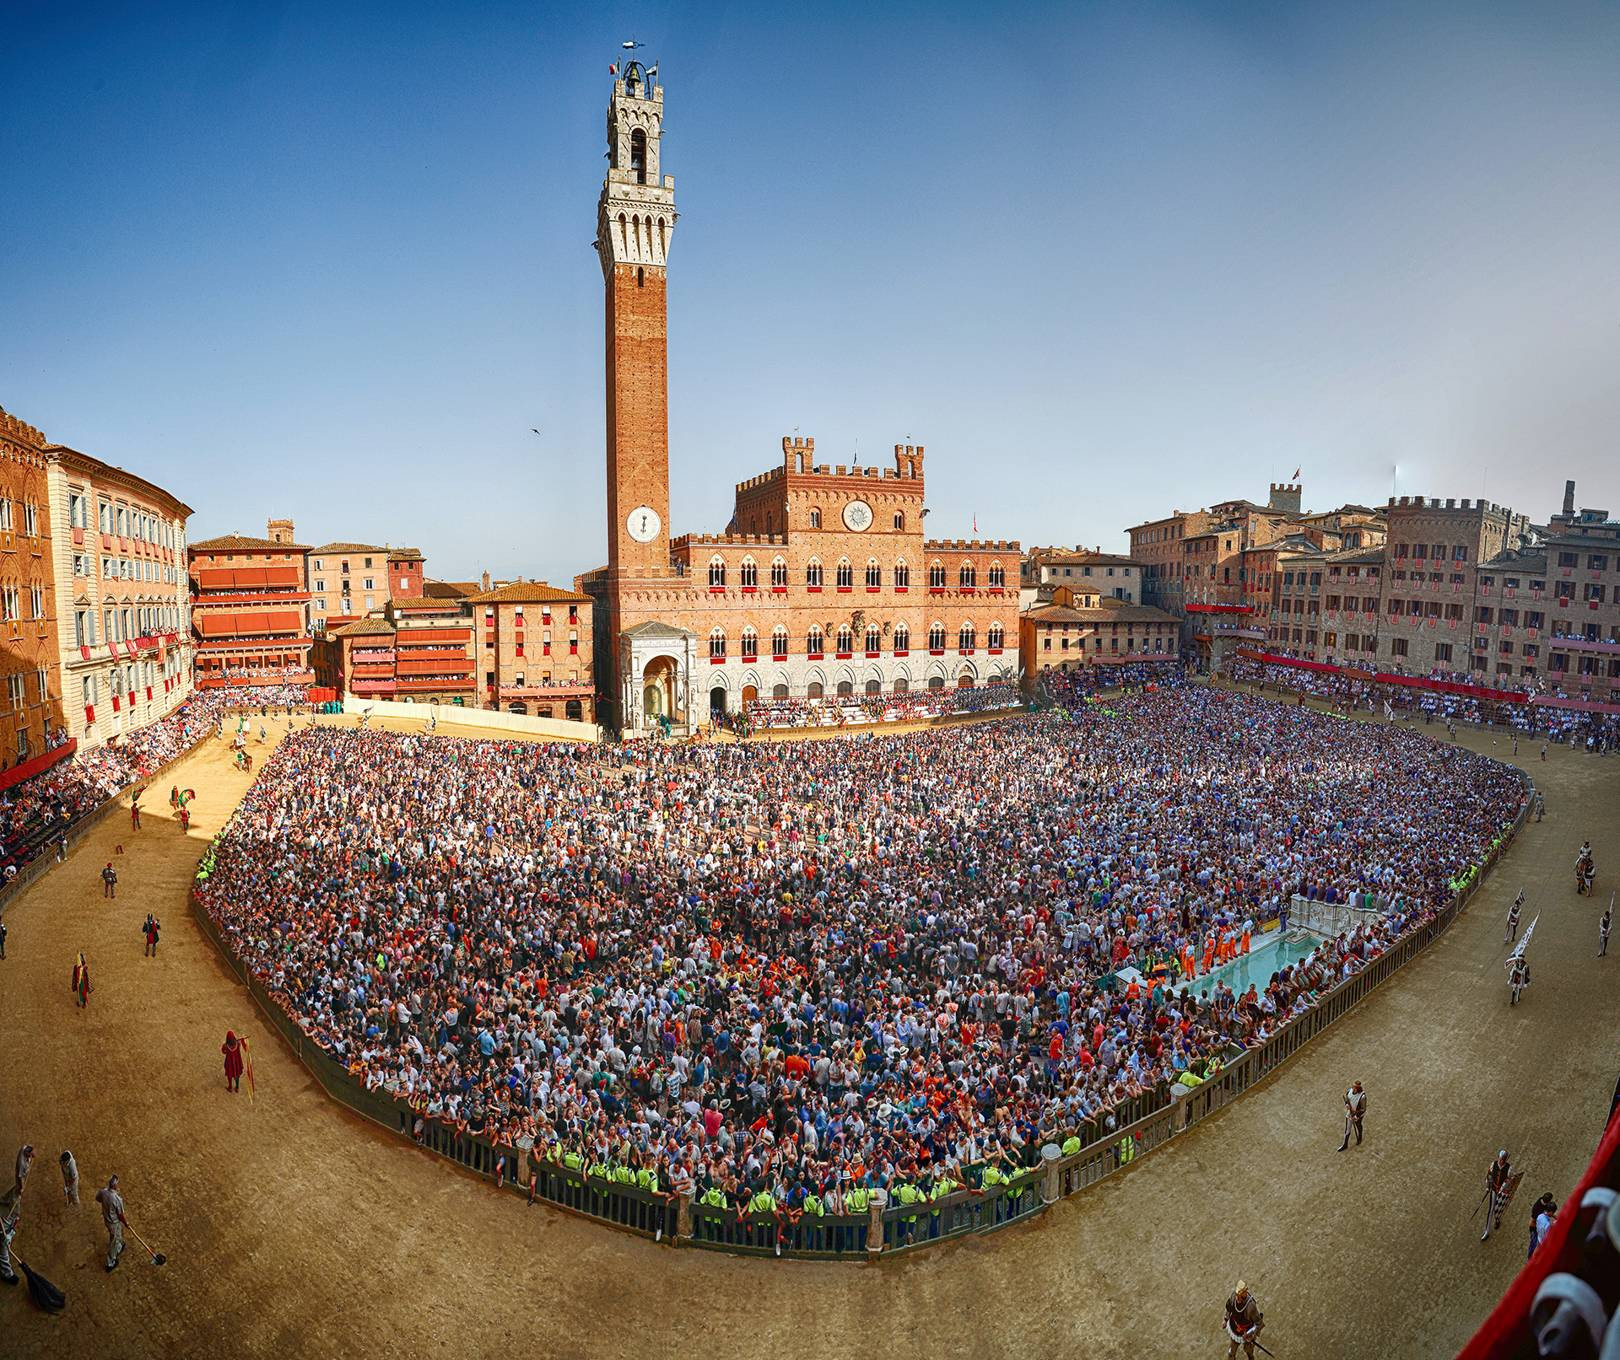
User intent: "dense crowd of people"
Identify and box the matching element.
[741,683,1022,732]
[195,686,1525,1216]
[1224,656,1620,748]
[1036,661,1188,708]
[0,685,307,882]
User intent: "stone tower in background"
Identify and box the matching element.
[596,60,676,582]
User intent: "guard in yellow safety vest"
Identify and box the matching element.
[747,1186,777,1215]
[700,1184,728,1210]
[1118,1134,1136,1164]
[846,1185,871,1213]
[1060,1133,1083,1157]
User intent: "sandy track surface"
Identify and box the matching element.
[0,709,1614,1358]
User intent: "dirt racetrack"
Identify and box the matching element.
[1,706,1616,1359]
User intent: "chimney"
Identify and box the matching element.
[1563,480,1576,518]
[481,570,491,592]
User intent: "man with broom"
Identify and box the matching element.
[0,1149,24,1285]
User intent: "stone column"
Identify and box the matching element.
[867,1188,887,1254]
[676,1188,694,1244]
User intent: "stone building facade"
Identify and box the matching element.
[469,580,593,721]
[578,66,1019,734]
[0,407,64,770]
[44,442,192,747]
[307,542,425,633]
[1019,586,1180,677]
[188,520,313,686]
[1372,496,1527,674]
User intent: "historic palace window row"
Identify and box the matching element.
[708,621,1005,662]
[705,555,1005,595]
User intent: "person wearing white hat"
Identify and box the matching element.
[1223,1280,1264,1357]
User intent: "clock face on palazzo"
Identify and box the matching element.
[626,506,661,543]
[842,499,873,532]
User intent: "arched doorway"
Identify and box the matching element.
[507,701,528,714]
[894,677,909,694]
[836,679,854,697]
[709,684,727,716]
[928,676,945,692]
[957,674,973,689]
[742,684,758,706]
[772,683,789,700]
[807,681,824,700]
[565,700,583,721]
[643,655,678,724]
[865,679,881,696]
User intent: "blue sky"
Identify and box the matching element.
[3,1,1617,580]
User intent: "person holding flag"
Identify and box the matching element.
[1506,915,1536,1006]
[222,1030,246,1093]
[1600,895,1613,958]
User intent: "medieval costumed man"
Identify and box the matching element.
[222,1031,245,1093]
[71,953,92,1009]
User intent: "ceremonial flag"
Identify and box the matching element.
[1507,914,1538,966]
[242,1036,256,1102]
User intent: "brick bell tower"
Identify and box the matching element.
[596,61,676,582]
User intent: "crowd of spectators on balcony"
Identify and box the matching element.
[192,686,1523,1219]
[737,682,1022,734]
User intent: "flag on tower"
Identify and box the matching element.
[972,514,978,534]
[609,62,617,75]
[1291,466,1301,480]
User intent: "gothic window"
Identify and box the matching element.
[741,628,758,661]
[770,557,787,589]
[708,556,726,589]
[894,560,910,589]
[806,559,823,588]
[836,626,853,654]
[988,622,1004,650]
[631,128,647,184]
[929,561,946,590]
[894,511,905,530]
[809,508,822,529]
[959,623,976,650]
[959,563,977,590]
[928,622,946,651]
[709,628,726,660]
[771,626,789,658]
[865,625,881,652]
[988,563,1005,589]
[893,623,910,651]
[836,559,853,589]
[807,626,824,655]
[865,559,881,589]
[740,557,758,589]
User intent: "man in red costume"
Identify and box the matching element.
[222,1031,245,1093]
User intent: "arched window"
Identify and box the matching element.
[928,561,946,590]
[893,623,910,652]
[959,563,977,590]
[894,560,910,589]
[806,558,823,588]
[959,623,976,650]
[740,557,758,589]
[771,626,789,659]
[988,622,1004,650]
[836,558,853,589]
[836,625,853,654]
[928,622,946,651]
[988,562,1006,589]
[865,625,881,653]
[630,128,647,184]
[708,556,726,589]
[894,511,905,530]
[770,556,787,589]
[741,627,758,661]
[809,508,822,529]
[807,626,824,656]
[709,628,726,660]
[865,559,881,589]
